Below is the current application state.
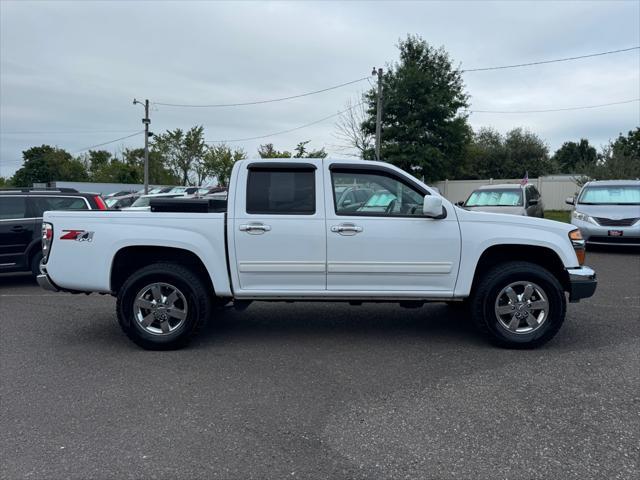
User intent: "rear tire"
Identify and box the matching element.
[30,250,44,277]
[116,262,212,350]
[470,261,566,348]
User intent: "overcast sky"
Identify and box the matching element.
[1,0,639,178]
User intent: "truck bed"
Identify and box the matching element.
[43,210,228,294]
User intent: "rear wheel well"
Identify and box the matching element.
[110,246,214,295]
[471,245,569,294]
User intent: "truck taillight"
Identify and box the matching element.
[569,229,585,265]
[94,195,107,210]
[42,223,53,263]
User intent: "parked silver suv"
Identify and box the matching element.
[567,180,640,246]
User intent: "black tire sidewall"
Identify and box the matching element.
[118,265,207,349]
[477,264,565,347]
[30,250,43,277]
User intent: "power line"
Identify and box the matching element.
[470,98,639,114]
[74,131,144,153]
[155,76,371,108]
[0,129,140,135]
[154,46,638,109]
[462,46,639,72]
[206,102,365,143]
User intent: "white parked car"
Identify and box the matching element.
[37,159,596,350]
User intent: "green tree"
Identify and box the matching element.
[502,128,553,178]
[11,145,88,186]
[0,177,12,187]
[362,35,471,181]
[552,139,597,173]
[120,148,179,185]
[461,127,505,179]
[152,126,206,185]
[461,127,553,179]
[293,141,327,159]
[203,144,247,187]
[580,128,640,181]
[258,143,292,158]
[84,150,112,176]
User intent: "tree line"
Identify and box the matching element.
[0,130,327,188]
[2,34,637,188]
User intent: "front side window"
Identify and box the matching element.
[0,197,27,220]
[246,169,315,215]
[331,170,425,216]
[578,186,640,205]
[465,189,523,207]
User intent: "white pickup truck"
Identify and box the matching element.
[37,159,596,350]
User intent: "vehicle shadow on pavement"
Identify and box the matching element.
[194,302,485,348]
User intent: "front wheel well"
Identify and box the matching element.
[471,245,570,294]
[110,246,214,295]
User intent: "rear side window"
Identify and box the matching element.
[0,197,27,220]
[30,196,89,217]
[246,169,315,215]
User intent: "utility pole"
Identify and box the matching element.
[372,67,383,161]
[133,98,151,194]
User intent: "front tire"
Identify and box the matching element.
[471,261,566,348]
[116,263,212,350]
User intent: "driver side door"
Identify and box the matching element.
[324,163,461,295]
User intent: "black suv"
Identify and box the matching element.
[0,188,107,276]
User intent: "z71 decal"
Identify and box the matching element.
[60,230,94,242]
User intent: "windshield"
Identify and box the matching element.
[465,189,523,207]
[131,196,151,207]
[578,186,640,205]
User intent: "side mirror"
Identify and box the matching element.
[565,196,575,205]
[423,195,443,218]
[455,200,464,207]
[528,199,539,206]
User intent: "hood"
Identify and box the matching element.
[574,203,640,219]
[455,207,574,235]
[462,206,525,215]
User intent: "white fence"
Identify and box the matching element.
[433,175,582,211]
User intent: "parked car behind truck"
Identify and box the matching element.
[567,180,640,247]
[37,159,596,350]
[461,183,544,217]
[0,188,107,276]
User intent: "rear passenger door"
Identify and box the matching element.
[0,196,35,270]
[231,161,326,293]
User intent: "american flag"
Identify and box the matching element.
[520,171,529,186]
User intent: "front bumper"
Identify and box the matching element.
[571,219,640,246]
[567,266,597,303]
[37,273,59,292]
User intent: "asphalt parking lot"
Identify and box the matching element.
[1,249,639,480]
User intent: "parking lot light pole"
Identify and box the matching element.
[133,98,151,194]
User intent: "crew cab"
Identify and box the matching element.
[37,159,597,350]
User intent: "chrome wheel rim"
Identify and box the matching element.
[133,282,188,335]
[494,281,549,334]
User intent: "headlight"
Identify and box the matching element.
[572,211,597,224]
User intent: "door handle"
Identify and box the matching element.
[331,223,363,235]
[10,226,25,232]
[239,223,271,234]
